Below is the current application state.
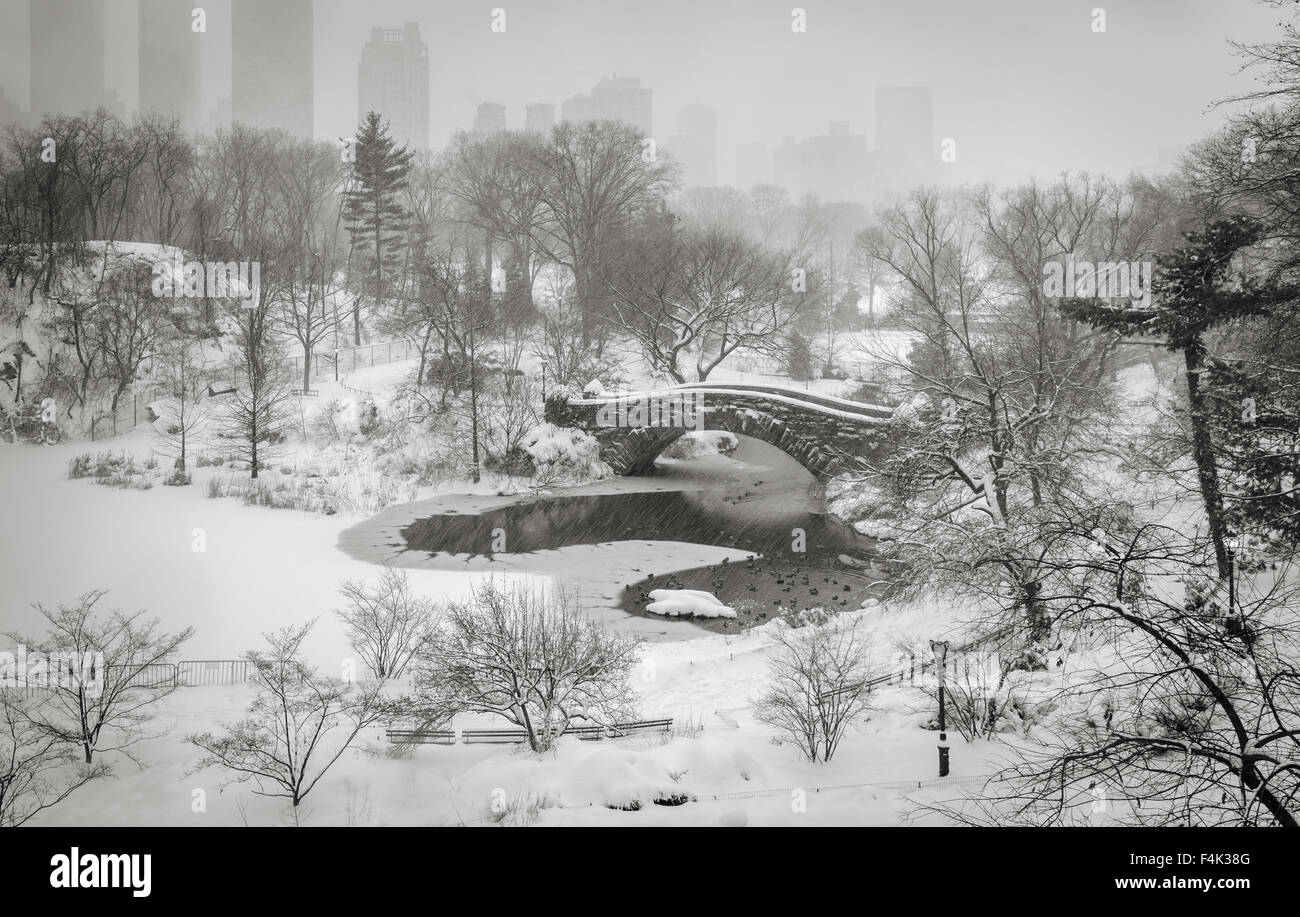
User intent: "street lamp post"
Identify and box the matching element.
[1226,537,1239,616]
[931,639,950,777]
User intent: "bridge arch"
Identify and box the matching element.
[544,383,894,481]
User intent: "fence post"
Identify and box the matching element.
[133,393,137,427]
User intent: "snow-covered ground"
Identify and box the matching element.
[0,359,1002,825]
[0,322,1219,827]
[24,604,1008,827]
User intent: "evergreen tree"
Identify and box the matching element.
[785,330,815,381]
[1207,340,1300,551]
[1062,215,1293,576]
[343,112,413,344]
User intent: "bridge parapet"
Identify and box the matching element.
[545,384,893,480]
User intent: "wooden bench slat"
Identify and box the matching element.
[388,718,674,745]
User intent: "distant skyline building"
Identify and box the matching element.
[139,0,202,132]
[358,22,429,149]
[561,75,652,135]
[0,86,25,128]
[667,102,717,187]
[29,0,106,118]
[735,142,770,190]
[874,85,935,190]
[202,95,232,134]
[771,123,871,203]
[773,136,801,197]
[232,0,313,137]
[524,102,554,134]
[800,121,870,202]
[473,101,506,134]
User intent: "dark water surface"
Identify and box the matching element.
[342,437,887,636]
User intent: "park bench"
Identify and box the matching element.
[386,718,675,745]
[461,728,530,744]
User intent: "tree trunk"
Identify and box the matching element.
[1183,343,1230,578]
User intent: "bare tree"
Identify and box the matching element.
[6,591,193,765]
[412,579,641,752]
[187,621,392,819]
[604,223,810,382]
[933,524,1300,827]
[335,567,436,681]
[754,618,874,763]
[529,286,621,390]
[854,187,1128,646]
[220,298,292,479]
[272,136,348,392]
[0,693,108,827]
[527,119,679,340]
[152,334,211,474]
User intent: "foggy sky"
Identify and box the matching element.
[0,0,1288,185]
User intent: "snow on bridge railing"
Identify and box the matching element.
[568,384,894,422]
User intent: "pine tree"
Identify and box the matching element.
[785,330,815,381]
[1206,342,1300,550]
[343,112,413,344]
[1062,215,1293,576]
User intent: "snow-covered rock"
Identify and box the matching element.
[661,430,738,460]
[645,588,737,619]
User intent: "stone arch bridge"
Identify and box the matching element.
[544,382,895,480]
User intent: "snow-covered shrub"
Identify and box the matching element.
[484,789,557,827]
[66,450,159,489]
[411,579,641,753]
[335,566,437,681]
[754,618,874,762]
[520,423,609,484]
[308,397,384,444]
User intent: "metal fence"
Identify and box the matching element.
[175,659,252,687]
[3,659,252,695]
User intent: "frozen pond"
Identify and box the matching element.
[338,437,883,640]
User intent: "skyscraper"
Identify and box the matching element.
[357,23,429,149]
[30,0,106,118]
[735,142,769,191]
[800,121,870,202]
[473,102,506,135]
[232,0,313,137]
[668,103,717,187]
[524,103,554,135]
[139,0,202,131]
[773,137,801,197]
[874,86,935,189]
[561,76,652,135]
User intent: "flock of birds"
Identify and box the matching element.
[627,554,869,627]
